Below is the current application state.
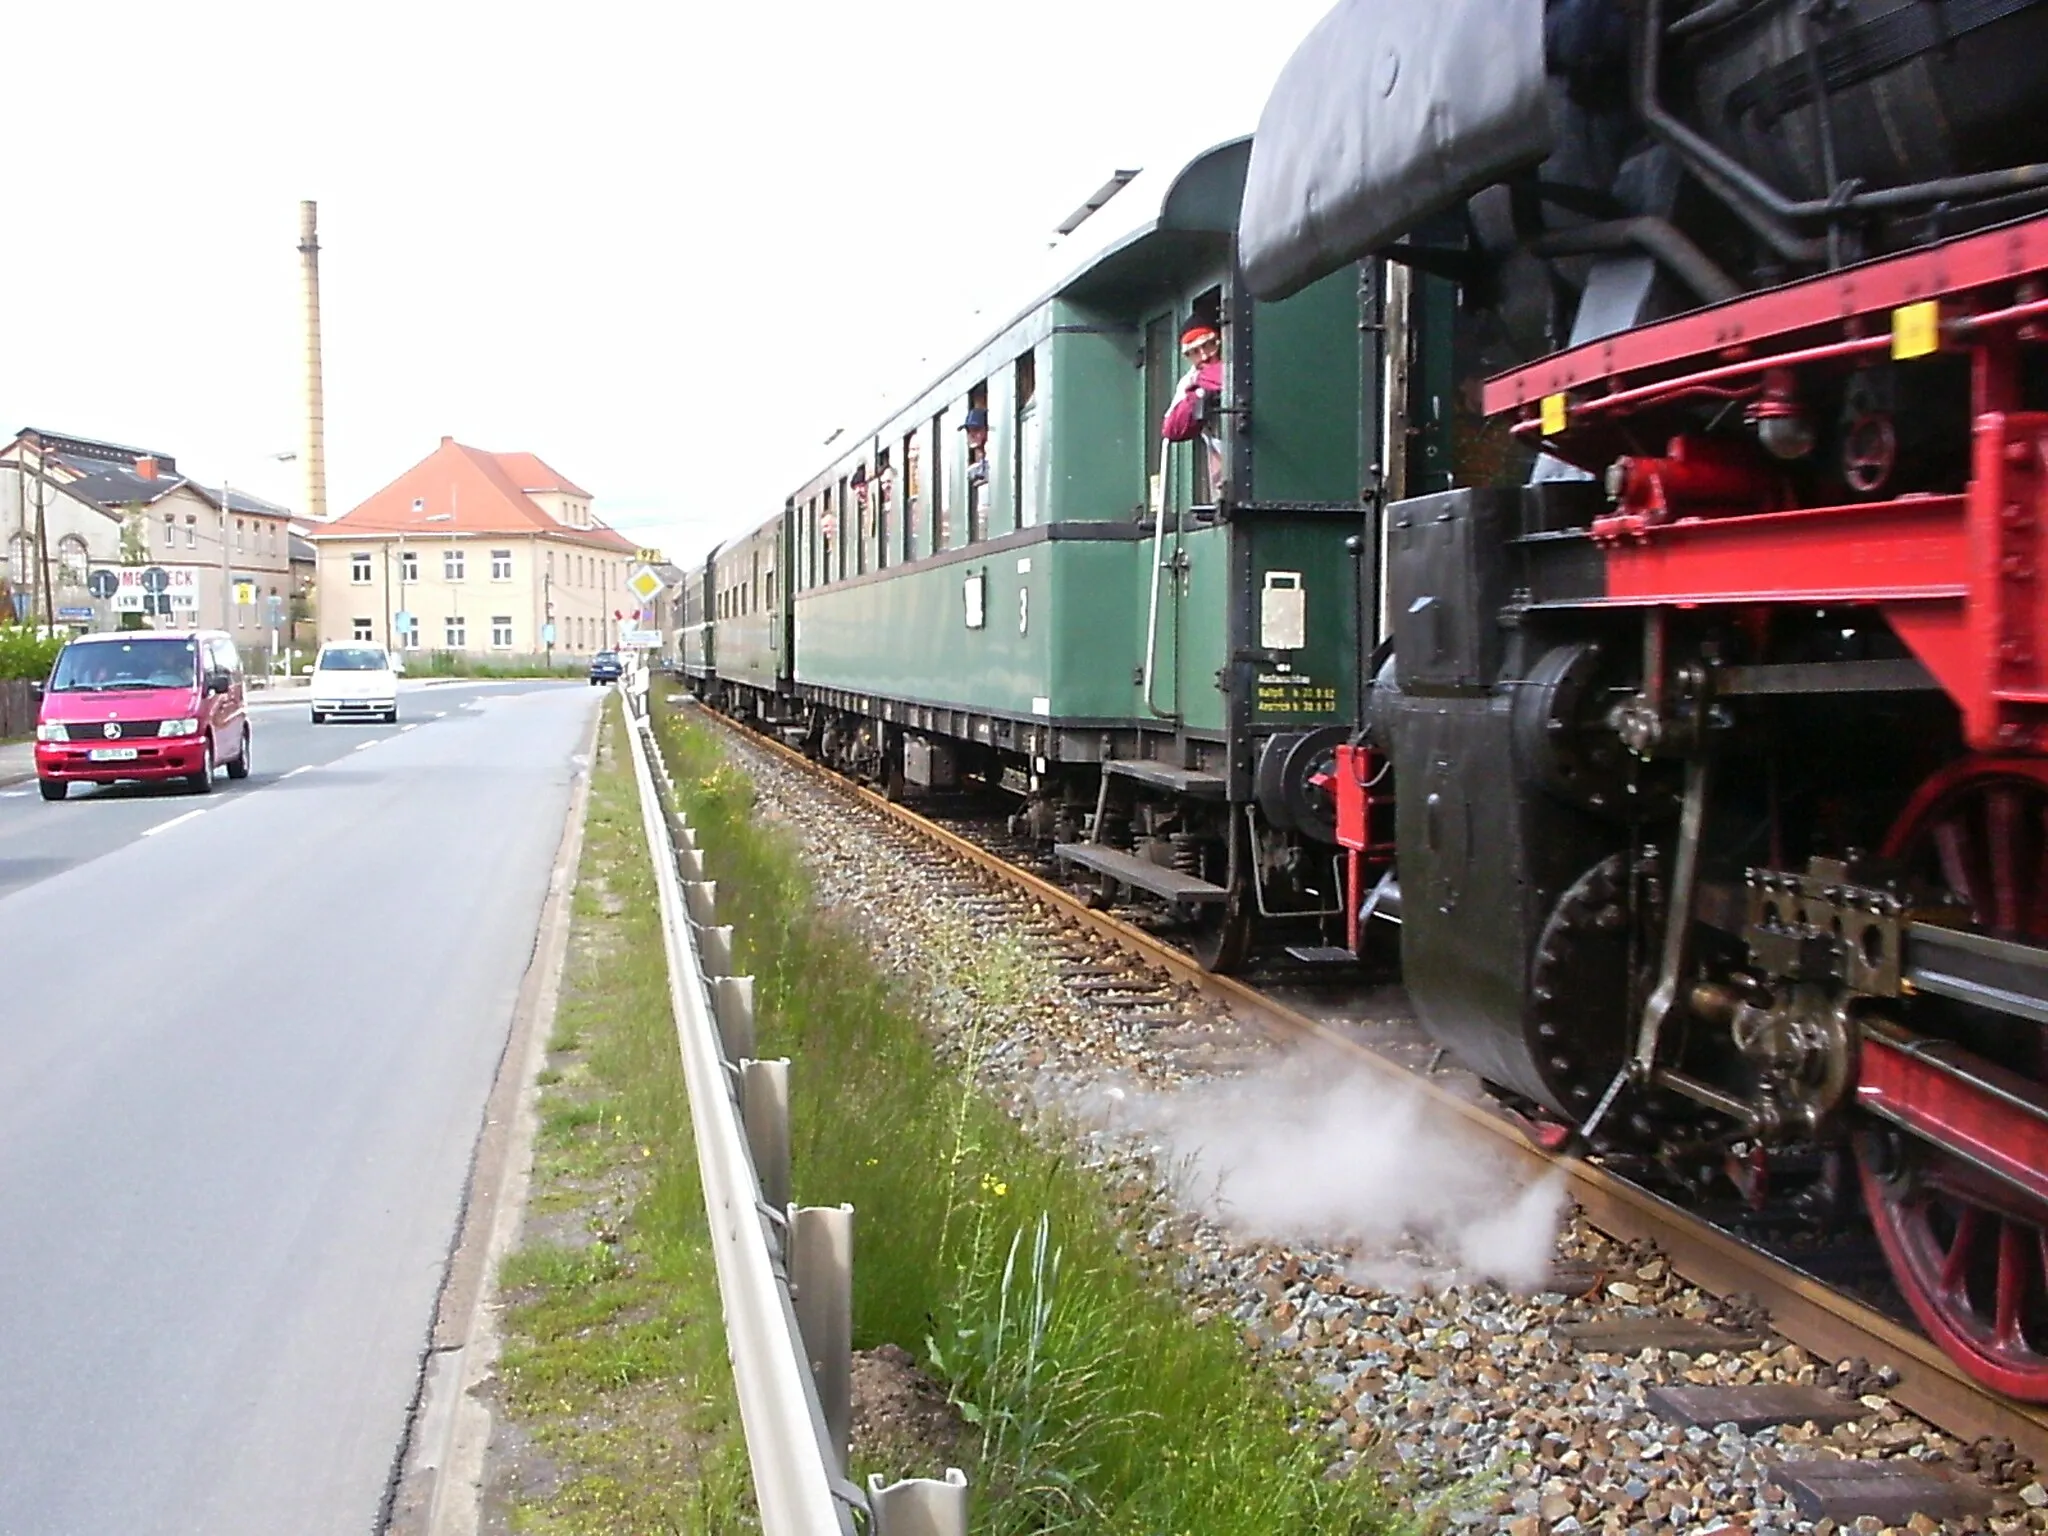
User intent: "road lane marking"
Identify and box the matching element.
[143,809,207,837]
[0,790,27,798]
[355,739,382,751]
[400,723,418,733]
[284,764,314,779]
[434,711,448,718]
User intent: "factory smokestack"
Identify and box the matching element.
[298,200,328,523]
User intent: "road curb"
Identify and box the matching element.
[383,691,606,1536]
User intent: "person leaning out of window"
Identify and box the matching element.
[1162,318,1225,495]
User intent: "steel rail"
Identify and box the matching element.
[685,699,2048,1466]
[624,693,856,1534]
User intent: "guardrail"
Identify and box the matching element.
[620,678,969,1534]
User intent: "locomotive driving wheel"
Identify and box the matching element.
[1856,1131,2048,1399]
[1881,756,2048,943]
[1856,756,2048,1396]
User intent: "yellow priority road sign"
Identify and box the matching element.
[627,565,665,603]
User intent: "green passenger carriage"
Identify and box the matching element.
[694,137,1378,967]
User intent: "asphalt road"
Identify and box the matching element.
[0,678,603,1535]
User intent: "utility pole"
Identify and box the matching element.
[31,434,53,632]
[219,482,234,631]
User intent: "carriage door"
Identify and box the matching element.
[1142,312,1183,717]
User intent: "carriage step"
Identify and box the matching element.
[1053,843,1231,905]
[1101,760,1230,799]
[1283,945,1358,966]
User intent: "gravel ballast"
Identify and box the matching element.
[687,705,2043,1536]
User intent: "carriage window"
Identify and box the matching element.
[902,431,921,561]
[837,478,850,580]
[966,382,990,543]
[851,467,869,575]
[875,447,893,570]
[1016,349,1041,529]
[933,415,952,552]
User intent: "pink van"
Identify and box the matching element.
[32,630,252,801]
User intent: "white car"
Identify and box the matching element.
[310,644,400,724]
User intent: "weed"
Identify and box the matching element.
[653,699,1394,1536]
[489,698,753,1533]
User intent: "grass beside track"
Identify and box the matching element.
[653,701,1395,1536]
[489,697,753,1533]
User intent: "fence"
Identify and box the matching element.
[0,680,34,739]
[621,675,968,1535]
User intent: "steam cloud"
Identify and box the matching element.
[1114,1056,1567,1293]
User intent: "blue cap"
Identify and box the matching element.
[960,408,989,431]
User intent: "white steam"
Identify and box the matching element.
[1117,1056,1567,1294]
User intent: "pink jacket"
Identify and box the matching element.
[1161,359,1223,442]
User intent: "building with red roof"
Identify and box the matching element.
[308,437,634,659]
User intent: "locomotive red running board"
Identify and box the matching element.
[1484,212,2048,421]
[1485,213,2048,755]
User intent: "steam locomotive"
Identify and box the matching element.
[680,0,2048,1396]
[1238,0,2048,1397]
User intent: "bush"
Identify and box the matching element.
[404,648,586,679]
[0,627,66,682]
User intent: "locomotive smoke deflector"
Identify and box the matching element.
[1237,0,1552,301]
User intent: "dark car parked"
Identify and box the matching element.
[588,650,623,685]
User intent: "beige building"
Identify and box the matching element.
[1,428,293,651]
[308,437,635,659]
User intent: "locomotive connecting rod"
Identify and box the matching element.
[1635,755,1712,1078]
[1582,754,1715,1141]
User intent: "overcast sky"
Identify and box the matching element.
[1,0,1334,562]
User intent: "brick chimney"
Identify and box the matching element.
[135,455,158,480]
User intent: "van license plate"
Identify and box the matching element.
[87,747,139,762]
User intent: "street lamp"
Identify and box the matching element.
[389,511,453,652]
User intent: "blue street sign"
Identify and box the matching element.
[141,565,170,595]
[58,606,95,621]
[542,622,556,645]
[394,609,415,632]
[87,569,119,600]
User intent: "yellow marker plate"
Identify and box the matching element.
[1540,393,1568,436]
[1893,300,1940,360]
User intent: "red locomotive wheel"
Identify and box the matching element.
[1857,1136,2048,1399]
[1883,757,2048,943]
[1864,757,2048,1395]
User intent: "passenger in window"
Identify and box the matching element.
[962,408,990,489]
[1162,318,1225,494]
[962,408,991,537]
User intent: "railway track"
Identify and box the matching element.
[677,696,2048,1475]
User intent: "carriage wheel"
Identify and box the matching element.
[1189,893,1251,974]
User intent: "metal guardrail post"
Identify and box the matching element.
[868,1469,969,1536]
[714,974,757,1064]
[697,923,734,979]
[791,1204,854,1468]
[629,698,970,1528]
[741,1058,792,1213]
[620,707,856,1534]
[685,880,719,927]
